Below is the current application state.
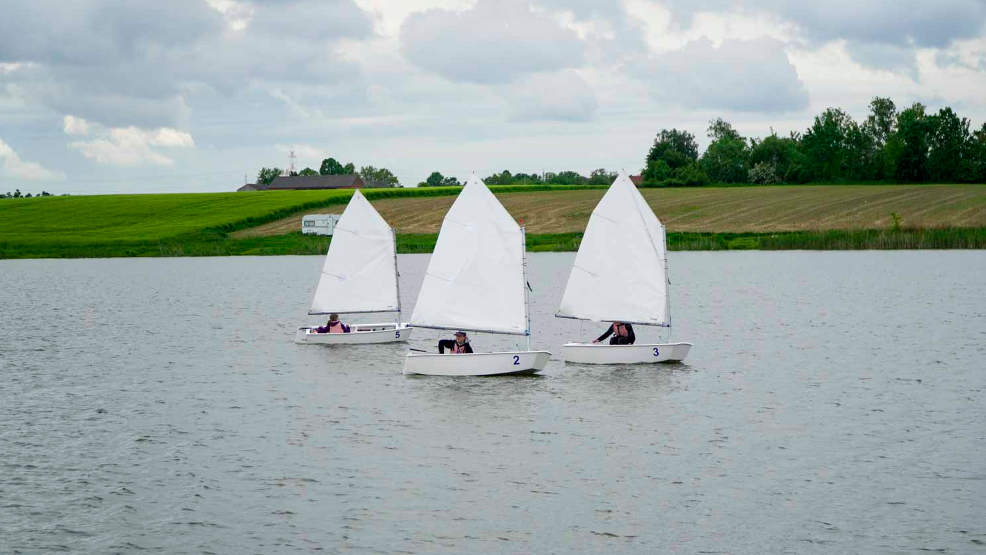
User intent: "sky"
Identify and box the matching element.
[1,0,985,194]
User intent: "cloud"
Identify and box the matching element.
[654,0,986,72]
[0,138,64,181]
[63,115,91,136]
[0,0,373,127]
[503,71,598,122]
[641,37,809,113]
[399,0,586,83]
[66,117,195,166]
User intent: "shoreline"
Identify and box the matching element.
[3,227,984,259]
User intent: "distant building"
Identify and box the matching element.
[268,174,365,190]
[630,175,643,186]
[237,174,398,191]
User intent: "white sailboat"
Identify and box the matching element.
[403,175,550,376]
[295,189,411,345]
[556,172,692,364]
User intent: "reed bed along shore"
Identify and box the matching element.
[3,227,984,259]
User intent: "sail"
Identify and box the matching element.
[309,189,399,314]
[556,172,669,325]
[409,175,528,335]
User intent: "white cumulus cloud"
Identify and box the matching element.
[0,138,64,181]
[67,119,195,166]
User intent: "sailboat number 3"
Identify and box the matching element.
[512,355,520,365]
[653,347,660,357]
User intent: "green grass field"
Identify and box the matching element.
[2,184,985,258]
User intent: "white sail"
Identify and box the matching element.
[409,175,528,335]
[556,172,669,326]
[309,189,399,315]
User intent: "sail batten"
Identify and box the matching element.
[309,190,399,315]
[556,173,669,326]
[409,175,528,335]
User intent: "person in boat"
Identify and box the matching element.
[314,313,350,334]
[438,331,473,354]
[593,321,635,345]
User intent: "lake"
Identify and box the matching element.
[1,252,984,553]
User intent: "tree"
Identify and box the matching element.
[700,120,748,183]
[891,103,931,182]
[801,107,853,181]
[646,129,699,171]
[642,129,699,186]
[863,97,898,180]
[588,168,616,185]
[484,170,513,185]
[928,107,972,182]
[707,117,742,142]
[421,171,459,187]
[343,162,355,174]
[749,133,808,183]
[298,167,318,176]
[257,167,281,185]
[359,165,400,187]
[970,123,986,183]
[548,171,586,185]
[513,172,542,184]
[319,157,345,175]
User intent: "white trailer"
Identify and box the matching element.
[301,214,342,235]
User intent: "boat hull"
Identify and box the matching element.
[560,342,692,364]
[403,351,551,376]
[295,322,411,344]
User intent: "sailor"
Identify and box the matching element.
[593,321,635,345]
[315,313,350,334]
[438,331,473,354]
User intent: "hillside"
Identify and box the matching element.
[2,184,985,258]
[234,184,986,236]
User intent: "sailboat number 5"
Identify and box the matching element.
[653,347,660,357]
[395,330,400,338]
[512,355,520,365]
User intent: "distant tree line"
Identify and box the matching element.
[256,156,401,187]
[1,189,54,199]
[417,168,618,187]
[644,97,986,186]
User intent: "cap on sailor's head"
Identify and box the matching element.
[454,331,467,337]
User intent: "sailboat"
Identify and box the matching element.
[403,175,550,376]
[295,189,411,345]
[556,172,692,364]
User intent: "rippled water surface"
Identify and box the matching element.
[2,252,985,553]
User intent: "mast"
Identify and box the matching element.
[392,226,402,322]
[521,226,532,350]
[663,224,672,342]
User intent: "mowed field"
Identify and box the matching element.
[233,184,986,237]
[0,190,351,244]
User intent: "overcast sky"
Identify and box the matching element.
[1,0,985,193]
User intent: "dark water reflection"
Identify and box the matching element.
[1,252,984,553]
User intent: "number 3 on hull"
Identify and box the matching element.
[555,172,692,364]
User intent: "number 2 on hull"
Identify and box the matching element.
[512,355,519,365]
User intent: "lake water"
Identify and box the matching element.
[1,252,984,553]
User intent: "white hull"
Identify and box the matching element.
[560,342,692,364]
[403,350,551,376]
[295,322,411,344]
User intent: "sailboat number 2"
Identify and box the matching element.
[653,347,660,357]
[512,355,519,365]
